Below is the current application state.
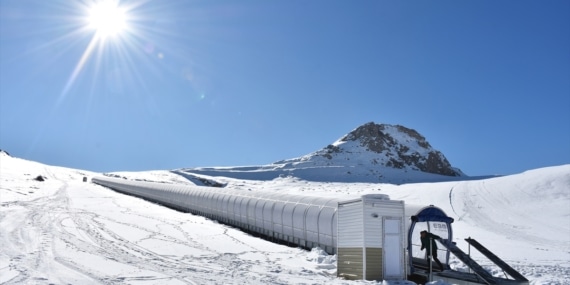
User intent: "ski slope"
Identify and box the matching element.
[1,153,568,284]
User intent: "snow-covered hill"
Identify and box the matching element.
[178,122,475,184]
[1,151,568,284]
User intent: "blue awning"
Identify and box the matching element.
[411,206,454,224]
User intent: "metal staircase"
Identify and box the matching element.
[438,239,497,284]
[434,238,529,285]
[464,238,528,283]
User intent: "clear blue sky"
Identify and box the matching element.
[1,0,569,176]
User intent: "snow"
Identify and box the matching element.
[1,152,568,284]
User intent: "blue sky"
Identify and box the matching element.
[1,0,569,176]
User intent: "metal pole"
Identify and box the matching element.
[429,237,433,282]
[468,236,471,274]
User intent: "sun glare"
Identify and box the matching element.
[87,0,128,38]
[60,0,134,98]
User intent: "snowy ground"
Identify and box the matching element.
[1,153,568,284]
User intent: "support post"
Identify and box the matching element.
[468,236,471,274]
[428,237,433,282]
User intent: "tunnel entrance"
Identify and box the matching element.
[406,205,528,285]
[407,205,454,274]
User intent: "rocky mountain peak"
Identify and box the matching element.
[312,122,462,177]
[181,122,465,183]
[342,122,430,153]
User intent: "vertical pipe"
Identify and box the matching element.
[429,237,433,282]
[407,221,416,275]
[362,202,366,280]
[468,236,472,274]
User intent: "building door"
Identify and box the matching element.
[383,217,404,279]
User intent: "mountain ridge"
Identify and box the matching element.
[178,122,468,184]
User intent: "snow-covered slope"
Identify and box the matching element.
[1,151,569,284]
[0,153,353,285]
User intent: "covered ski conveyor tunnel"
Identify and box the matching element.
[92,176,407,281]
[92,176,528,284]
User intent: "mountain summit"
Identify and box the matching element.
[178,122,465,184]
[289,122,463,177]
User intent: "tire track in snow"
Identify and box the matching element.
[1,176,90,284]
[459,181,557,246]
[56,185,212,284]
[449,185,458,217]
[1,170,206,285]
[101,197,281,284]
[98,190,305,284]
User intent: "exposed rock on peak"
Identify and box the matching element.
[308,122,462,177]
[344,123,429,150]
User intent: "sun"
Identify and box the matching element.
[87,0,128,39]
